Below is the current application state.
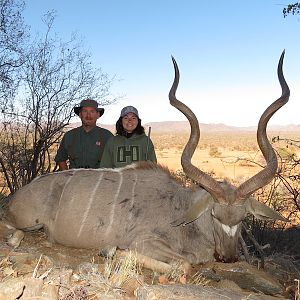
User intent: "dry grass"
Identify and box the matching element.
[152,131,300,181]
[103,250,141,287]
[189,271,211,285]
[0,131,299,191]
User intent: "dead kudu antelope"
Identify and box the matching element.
[4,52,289,273]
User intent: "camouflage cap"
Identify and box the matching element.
[120,106,139,118]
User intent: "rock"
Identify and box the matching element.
[135,284,289,300]
[214,279,243,291]
[77,262,99,275]
[9,252,54,277]
[203,261,283,295]
[21,278,43,297]
[0,278,25,300]
[60,286,88,300]
[44,268,64,285]
[121,275,144,296]
[59,268,73,286]
[193,267,222,282]
[42,284,59,300]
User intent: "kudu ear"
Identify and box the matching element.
[245,197,289,222]
[171,194,213,227]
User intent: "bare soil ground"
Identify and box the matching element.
[0,230,299,299]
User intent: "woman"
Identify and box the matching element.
[100,106,157,168]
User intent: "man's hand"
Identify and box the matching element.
[58,161,68,171]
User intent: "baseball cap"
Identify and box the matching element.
[120,106,139,118]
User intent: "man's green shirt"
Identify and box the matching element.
[100,133,157,168]
[55,126,113,169]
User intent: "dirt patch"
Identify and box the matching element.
[0,231,299,299]
[0,231,101,269]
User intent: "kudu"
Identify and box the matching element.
[4,52,289,272]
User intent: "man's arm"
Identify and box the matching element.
[100,139,114,168]
[55,133,69,170]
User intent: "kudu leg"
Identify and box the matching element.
[0,220,24,248]
[116,250,174,274]
[129,237,191,274]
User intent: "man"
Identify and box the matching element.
[55,99,113,170]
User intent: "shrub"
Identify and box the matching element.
[209,146,221,158]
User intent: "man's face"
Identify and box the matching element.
[79,107,100,127]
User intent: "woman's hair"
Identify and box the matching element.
[116,117,145,136]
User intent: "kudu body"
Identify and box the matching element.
[5,52,289,268]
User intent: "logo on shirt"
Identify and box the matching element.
[117,146,139,163]
[95,141,101,146]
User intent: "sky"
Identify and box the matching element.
[23,1,300,127]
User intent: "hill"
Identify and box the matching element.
[100,121,300,134]
[66,121,300,134]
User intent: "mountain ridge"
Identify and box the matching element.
[67,121,300,133]
[98,121,300,133]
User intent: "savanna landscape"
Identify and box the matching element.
[152,125,300,182]
[0,123,299,299]
[0,1,300,298]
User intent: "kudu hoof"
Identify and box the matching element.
[7,230,25,248]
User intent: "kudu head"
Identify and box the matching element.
[169,51,290,262]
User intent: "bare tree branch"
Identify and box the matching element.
[0,10,118,192]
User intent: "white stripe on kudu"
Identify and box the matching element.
[43,173,56,217]
[69,170,81,206]
[105,170,123,236]
[129,172,138,220]
[54,173,74,224]
[77,172,104,238]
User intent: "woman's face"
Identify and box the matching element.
[122,112,138,133]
